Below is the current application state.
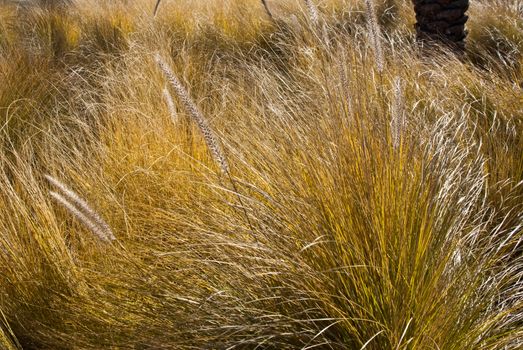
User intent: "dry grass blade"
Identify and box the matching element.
[45,175,115,241]
[261,0,273,20]
[153,0,162,17]
[360,330,384,349]
[155,53,229,174]
[338,54,353,122]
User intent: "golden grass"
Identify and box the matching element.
[0,0,521,348]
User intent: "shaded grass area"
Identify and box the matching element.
[0,0,521,349]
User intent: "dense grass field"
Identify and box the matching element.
[0,0,522,348]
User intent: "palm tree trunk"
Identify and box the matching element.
[412,0,469,51]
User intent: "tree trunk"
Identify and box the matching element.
[412,0,469,51]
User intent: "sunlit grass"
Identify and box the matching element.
[0,0,521,349]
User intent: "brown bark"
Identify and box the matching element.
[412,0,469,51]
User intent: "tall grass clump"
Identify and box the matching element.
[0,0,520,349]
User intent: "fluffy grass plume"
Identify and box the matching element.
[390,76,404,148]
[0,0,521,349]
[364,0,385,72]
[155,53,230,174]
[162,86,178,123]
[46,175,115,242]
[304,0,320,26]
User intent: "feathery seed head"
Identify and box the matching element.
[163,87,178,123]
[50,191,114,242]
[304,0,320,26]
[364,0,384,73]
[46,175,115,242]
[391,76,405,148]
[155,54,230,174]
